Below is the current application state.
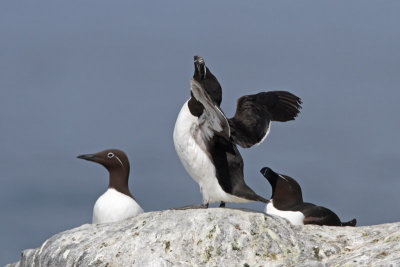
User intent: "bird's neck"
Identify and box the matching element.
[108,169,132,198]
[272,193,303,210]
[188,95,204,117]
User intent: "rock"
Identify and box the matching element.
[6,208,400,266]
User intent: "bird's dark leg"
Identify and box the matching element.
[219,201,226,208]
[170,203,209,210]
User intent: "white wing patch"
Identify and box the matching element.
[255,123,271,146]
[190,79,230,141]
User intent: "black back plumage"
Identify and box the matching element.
[260,167,357,227]
[209,135,267,202]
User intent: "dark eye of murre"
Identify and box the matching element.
[107,152,114,158]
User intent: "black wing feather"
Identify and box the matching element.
[209,136,268,203]
[301,204,342,226]
[229,91,302,148]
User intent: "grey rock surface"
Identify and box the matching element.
[7,208,400,267]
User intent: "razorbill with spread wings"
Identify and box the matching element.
[173,56,302,208]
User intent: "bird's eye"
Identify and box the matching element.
[107,152,114,158]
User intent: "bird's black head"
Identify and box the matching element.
[78,149,132,197]
[193,56,207,80]
[260,167,303,210]
[192,55,222,106]
[77,149,130,176]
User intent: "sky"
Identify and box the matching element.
[1,1,400,265]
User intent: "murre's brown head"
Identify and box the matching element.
[77,149,132,197]
[260,167,303,210]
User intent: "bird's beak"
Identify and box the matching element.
[77,154,98,162]
[260,167,278,185]
[194,55,206,79]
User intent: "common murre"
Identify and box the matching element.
[173,56,302,208]
[260,167,356,226]
[77,149,144,224]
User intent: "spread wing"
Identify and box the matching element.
[190,79,230,141]
[228,91,302,148]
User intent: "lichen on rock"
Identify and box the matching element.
[7,208,400,266]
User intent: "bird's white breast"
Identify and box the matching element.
[92,188,144,224]
[173,101,250,204]
[265,200,305,225]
